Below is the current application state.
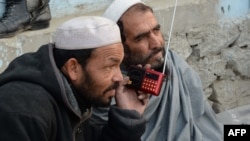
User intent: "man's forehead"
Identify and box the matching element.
[93,47,124,65]
[92,44,124,57]
[122,11,158,33]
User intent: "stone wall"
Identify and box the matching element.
[169,20,250,113]
[152,0,250,113]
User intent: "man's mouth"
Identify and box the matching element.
[103,82,119,94]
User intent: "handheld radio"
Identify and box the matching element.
[126,65,165,96]
[125,0,178,96]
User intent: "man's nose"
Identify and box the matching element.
[112,68,123,82]
[148,33,162,49]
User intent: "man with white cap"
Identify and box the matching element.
[0,16,148,141]
[89,0,224,141]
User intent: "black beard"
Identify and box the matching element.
[71,69,119,108]
[123,44,166,71]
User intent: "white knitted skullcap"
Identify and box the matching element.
[55,16,121,50]
[103,0,144,22]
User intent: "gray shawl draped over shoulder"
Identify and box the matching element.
[90,50,223,141]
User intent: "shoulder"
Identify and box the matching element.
[167,50,202,85]
[168,50,192,74]
[0,81,57,118]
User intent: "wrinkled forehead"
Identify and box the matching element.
[121,10,158,36]
[91,43,124,60]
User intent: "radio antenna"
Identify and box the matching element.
[162,0,178,73]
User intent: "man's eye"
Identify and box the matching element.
[135,35,146,42]
[105,65,115,71]
[153,27,160,33]
[105,66,112,71]
[155,27,160,30]
[135,37,143,42]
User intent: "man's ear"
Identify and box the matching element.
[61,58,81,81]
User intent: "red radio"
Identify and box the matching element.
[126,65,165,96]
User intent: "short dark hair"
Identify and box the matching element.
[53,45,94,69]
[117,3,153,42]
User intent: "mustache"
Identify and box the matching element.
[103,82,119,94]
[143,47,164,64]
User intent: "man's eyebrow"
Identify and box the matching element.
[134,31,150,41]
[154,24,161,29]
[134,24,161,41]
[109,57,121,63]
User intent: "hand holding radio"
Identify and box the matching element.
[115,76,149,115]
[125,65,166,96]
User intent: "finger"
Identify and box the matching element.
[140,94,150,105]
[121,76,130,85]
[116,77,129,94]
[136,64,143,67]
[137,93,149,100]
[144,64,151,69]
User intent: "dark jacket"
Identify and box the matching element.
[0,44,146,141]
